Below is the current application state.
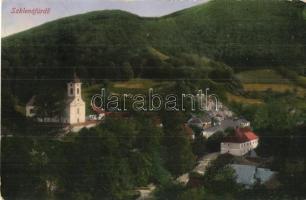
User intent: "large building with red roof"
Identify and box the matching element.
[220,128,259,156]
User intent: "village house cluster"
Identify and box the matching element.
[186,98,259,156]
[26,73,259,156]
[24,74,267,190]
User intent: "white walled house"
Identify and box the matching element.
[25,73,86,125]
[26,96,36,117]
[221,128,259,156]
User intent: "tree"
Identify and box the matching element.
[34,88,65,122]
[106,61,120,80]
[154,183,186,200]
[206,131,226,152]
[202,155,241,195]
[121,61,134,80]
[192,137,207,157]
[1,89,26,130]
[161,112,196,175]
[60,128,133,199]
[1,137,48,199]
[253,98,298,132]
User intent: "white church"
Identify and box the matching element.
[26,73,86,125]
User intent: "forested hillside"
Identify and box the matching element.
[2,0,306,102]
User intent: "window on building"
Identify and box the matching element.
[77,108,79,114]
[77,88,79,94]
[70,88,73,95]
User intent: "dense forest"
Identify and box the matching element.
[2,0,306,102]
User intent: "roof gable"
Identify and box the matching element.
[223,128,258,143]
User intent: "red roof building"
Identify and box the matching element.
[223,128,258,143]
[221,128,259,156]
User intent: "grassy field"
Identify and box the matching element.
[147,47,169,61]
[236,68,306,98]
[297,76,306,87]
[112,79,158,89]
[226,93,263,105]
[83,79,172,113]
[82,80,159,105]
[235,69,289,83]
[243,83,306,97]
[111,79,171,94]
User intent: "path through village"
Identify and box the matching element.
[136,152,220,200]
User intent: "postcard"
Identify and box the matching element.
[1,0,306,199]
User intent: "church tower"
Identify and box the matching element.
[66,73,86,124]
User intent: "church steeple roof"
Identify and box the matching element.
[72,72,81,83]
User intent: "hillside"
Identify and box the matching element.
[2,0,306,101]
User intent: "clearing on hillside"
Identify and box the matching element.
[235,69,288,84]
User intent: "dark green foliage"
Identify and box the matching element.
[277,154,306,197]
[192,137,207,157]
[62,128,134,199]
[121,62,134,80]
[202,154,241,195]
[1,137,48,200]
[154,183,187,200]
[154,182,228,200]
[2,0,306,102]
[161,112,196,176]
[206,131,226,152]
[33,88,66,122]
[253,96,299,132]
[1,89,26,130]
[1,115,171,200]
[154,182,236,200]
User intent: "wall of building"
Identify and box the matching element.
[37,116,66,123]
[67,82,82,98]
[221,139,258,156]
[26,106,35,117]
[68,102,86,124]
[221,142,243,156]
